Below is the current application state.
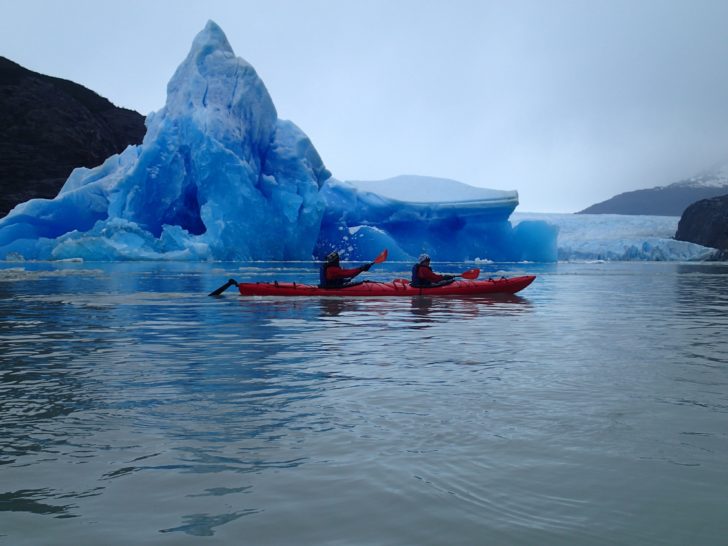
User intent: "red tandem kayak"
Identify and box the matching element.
[237,275,536,297]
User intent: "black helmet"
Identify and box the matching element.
[326,251,340,263]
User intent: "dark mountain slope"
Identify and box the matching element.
[0,56,146,217]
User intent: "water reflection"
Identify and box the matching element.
[671,263,728,382]
[675,263,728,313]
[159,509,259,536]
[0,489,77,518]
[411,294,530,315]
[319,298,355,317]
[315,294,533,320]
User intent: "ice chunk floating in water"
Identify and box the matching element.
[0,20,558,262]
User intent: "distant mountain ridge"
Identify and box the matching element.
[578,164,728,216]
[0,56,146,217]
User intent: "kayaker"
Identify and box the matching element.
[319,251,372,288]
[411,254,455,288]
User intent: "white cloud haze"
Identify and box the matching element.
[2,0,728,212]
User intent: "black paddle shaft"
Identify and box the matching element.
[209,278,238,296]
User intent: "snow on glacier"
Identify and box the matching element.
[0,21,715,264]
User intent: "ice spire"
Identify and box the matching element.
[0,21,328,260]
[159,20,276,151]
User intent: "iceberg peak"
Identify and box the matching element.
[193,20,235,56]
[163,20,276,136]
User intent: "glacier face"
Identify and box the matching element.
[512,213,717,261]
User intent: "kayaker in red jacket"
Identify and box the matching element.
[411,254,454,287]
[319,251,371,288]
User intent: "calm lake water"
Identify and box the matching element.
[1,260,727,545]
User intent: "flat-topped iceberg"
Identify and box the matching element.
[316,179,557,262]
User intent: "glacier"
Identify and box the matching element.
[512,213,716,262]
[0,21,716,264]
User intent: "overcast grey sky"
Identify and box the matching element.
[2,0,728,212]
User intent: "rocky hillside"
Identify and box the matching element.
[675,194,728,253]
[578,166,728,216]
[0,57,146,217]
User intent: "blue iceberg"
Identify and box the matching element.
[315,179,557,262]
[0,21,555,262]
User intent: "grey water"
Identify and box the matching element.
[1,260,727,545]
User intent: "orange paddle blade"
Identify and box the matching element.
[373,249,388,264]
[459,268,480,280]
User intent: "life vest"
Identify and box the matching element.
[411,264,431,287]
[319,264,330,288]
[320,263,344,288]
